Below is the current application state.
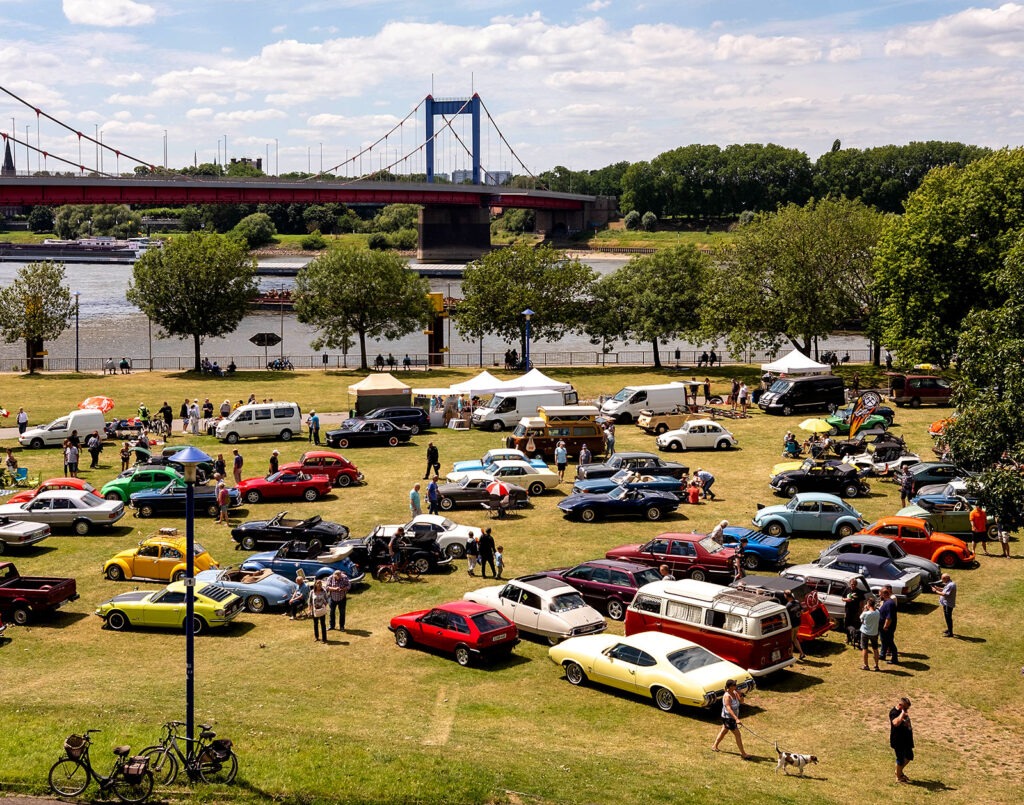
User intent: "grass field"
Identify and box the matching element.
[0,366,1021,805]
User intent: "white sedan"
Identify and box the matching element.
[655,419,738,452]
[0,490,126,535]
[447,460,559,496]
[369,514,478,559]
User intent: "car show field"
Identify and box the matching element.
[0,366,1021,805]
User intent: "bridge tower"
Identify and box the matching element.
[424,94,481,184]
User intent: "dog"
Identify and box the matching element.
[774,742,818,775]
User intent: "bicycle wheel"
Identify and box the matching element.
[404,565,422,580]
[113,769,154,803]
[139,745,178,786]
[198,750,238,785]
[49,758,90,797]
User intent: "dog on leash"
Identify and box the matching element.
[774,742,818,775]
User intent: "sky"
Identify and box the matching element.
[0,1,1022,177]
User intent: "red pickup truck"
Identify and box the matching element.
[0,561,79,625]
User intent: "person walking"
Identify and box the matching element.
[269,450,279,476]
[427,475,440,516]
[409,483,422,517]
[889,697,915,784]
[969,503,989,556]
[932,573,957,637]
[86,430,102,469]
[554,440,568,483]
[478,527,496,578]
[711,679,751,759]
[424,442,440,480]
[466,532,479,576]
[216,480,230,525]
[158,401,173,438]
[495,545,505,579]
[232,449,243,485]
[859,596,881,671]
[784,590,805,660]
[578,444,592,466]
[878,586,899,664]
[842,578,865,646]
[309,579,329,644]
[325,569,350,632]
[16,407,28,435]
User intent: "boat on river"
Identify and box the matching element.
[0,236,158,264]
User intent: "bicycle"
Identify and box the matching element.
[48,729,154,803]
[139,720,238,786]
[375,552,423,583]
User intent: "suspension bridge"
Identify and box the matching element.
[0,88,614,261]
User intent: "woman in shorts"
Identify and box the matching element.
[711,679,751,759]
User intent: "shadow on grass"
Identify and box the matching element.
[756,672,825,694]
[907,778,956,792]
[22,611,92,629]
[808,641,848,657]
[952,634,986,643]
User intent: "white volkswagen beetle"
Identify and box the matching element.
[655,419,738,452]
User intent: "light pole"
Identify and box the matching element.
[521,309,534,372]
[175,446,213,751]
[74,292,80,373]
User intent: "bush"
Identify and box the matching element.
[367,232,390,250]
[389,228,418,250]
[27,206,54,233]
[623,210,641,230]
[641,211,658,231]
[231,212,277,248]
[300,230,328,250]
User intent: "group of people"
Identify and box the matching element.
[465,528,503,578]
[103,357,132,375]
[286,568,351,644]
[696,350,720,368]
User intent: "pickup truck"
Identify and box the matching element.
[0,561,79,625]
[0,517,51,553]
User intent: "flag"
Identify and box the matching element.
[848,392,880,439]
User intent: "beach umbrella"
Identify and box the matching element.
[486,481,511,498]
[80,396,114,413]
[798,418,832,434]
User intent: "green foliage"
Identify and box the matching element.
[52,204,140,239]
[303,204,342,234]
[231,212,277,248]
[26,206,53,233]
[294,248,431,369]
[495,208,535,234]
[0,261,76,372]
[623,210,641,230]
[372,204,420,233]
[179,162,223,177]
[388,228,417,250]
[300,230,328,250]
[126,233,258,371]
[225,160,264,177]
[335,207,365,234]
[641,211,658,231]
[367,232,389,250]
[178,206,203,232]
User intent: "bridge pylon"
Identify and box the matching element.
[424,94,480,184]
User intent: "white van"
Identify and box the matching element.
[471,389,578,431]
[215,402,303,444]
[600,383,689,423]
[20,409,106,449]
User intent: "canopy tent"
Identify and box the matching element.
[761,349,830,376]
[491,368,573,393]
[348,372,412,414]
[448,370,505,395]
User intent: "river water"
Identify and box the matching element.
[0,257,870,369]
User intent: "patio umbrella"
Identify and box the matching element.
[80,396,115,413]
[486,481,511,498]
[798,418,832,433]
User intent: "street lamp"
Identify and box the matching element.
[174,445,213,749]
[74,292,80,373]
[521,309,534,371]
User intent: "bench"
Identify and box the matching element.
[401,358,430,371]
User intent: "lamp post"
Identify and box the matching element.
[521,309,534,371]
[175,446,213,749]
[74,292,80,373]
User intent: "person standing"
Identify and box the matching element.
[86,430,102,469]
[658,564,676,581]
[137,401,150,428]
[711,679,750,759]
[878,586,899,664]
[996,516,1011,558]
[232,449,244,485]
[424,442,440,480]
[860,596,881,671]
[269,450,279,476]
[969,503,989,556]
[578,443,592,466]
[189,400,200,435]
[309,579,329,644]
[889,697,914,784]
[427,475,440,516]
[899,471,914,507]
[554,440,568,483]
[495,545,505,579]
[214,453,227,478]
[603,426,616,455]
[158,401,173,438]
[466,532,479,576]
[738,382,749,416]
[784,590,805,660]
[842,578,865,646]
[478,527,496,578]
[325,569,350,631]
[119,442,131,472]
[216,481,230,525]
[220,399,232,418]
[16,407,28,435]
[703,378,712,404]
[409,483,422,517]
[309,410,320,446]
[179,398,190,433]
[65,441,79,478]
[932,573,957,637]
[202,398,214,420]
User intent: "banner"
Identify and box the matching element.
[848,391,881,439]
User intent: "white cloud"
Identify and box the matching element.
[62,0,155,27]
[585,0,611,10]
[212,108,287,123]
[885,2,1024,57]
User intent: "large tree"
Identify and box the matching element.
[293,248,432,370]
[126,233,258,371]
[702,197,883,357]
[0,261,76,373]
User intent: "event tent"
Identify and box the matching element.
[491,368,573,393]
[448,370,505,395]
[760,349,830,376]
[348,372,412,414]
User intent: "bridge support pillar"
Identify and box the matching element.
[417,205,490,263]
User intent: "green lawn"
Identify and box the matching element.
[0,366,1020,804]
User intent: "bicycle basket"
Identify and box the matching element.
[210,739,233,761]
[123,756,149,781]
[64,735,86,760]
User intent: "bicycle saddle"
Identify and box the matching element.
[200,730,216,740]
[113,746,131,756]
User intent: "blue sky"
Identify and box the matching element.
[0,1,1021,176]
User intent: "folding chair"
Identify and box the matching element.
[13,468,29,487]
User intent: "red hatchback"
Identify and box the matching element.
[236,471,333,504]
[7,478,95,505]
[280,451,363,488]
[605,533,735,582]
[389,601,519,666]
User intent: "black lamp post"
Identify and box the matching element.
[74,292,80,373]
[521,309,534,371]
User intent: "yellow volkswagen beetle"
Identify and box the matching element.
[102,536,218,583]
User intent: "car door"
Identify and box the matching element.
[687,424,708,449]
[49,496,79,527]
[791,499,820,531]
[515,589,544,635]
[155,545,184,580]
[591,643,643,693]
[896,523,932,556]
[701,424,724,449]
[26,497,54,524]
[142,589,187,627]
[415,609,450,651]
[819,501,846,532]
[131,543,162,578]
[563,565,600,608]
[667,539,698,575]
[495,583,522,624]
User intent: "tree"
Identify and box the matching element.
[641,211,658,231]
[126,233,258,371]
[231,212,277,248]
[453,245,596,353]
[27,206,54,233]
[293,248,432,370]
[0,261,76,373]
[702,197,883,357]
[372,204,420,233]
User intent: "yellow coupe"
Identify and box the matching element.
[95,581,244,634]
[103,536,218,583]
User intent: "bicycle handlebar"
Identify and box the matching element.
[84,729,102,735]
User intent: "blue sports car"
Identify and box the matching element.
[557,486,680,523]
[714,526,790,571]
[240,540,366,583]
[451,448,548,474]
[195,567,298,613]
[571,469,686,497]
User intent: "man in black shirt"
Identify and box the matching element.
[424,442,440,480]
[889,697,914,784]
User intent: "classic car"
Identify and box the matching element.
[825,405,893,435]
[129,481,242,518]
[728,576,835,641]
[389,601,519,666]
[324,419,413,449]
[332,531,452,575]
[103,536,219,582]
[365,515,478,560]
[435,476,529,512]
[575,452,689,481]
[343,406,431,434]
[95,580,243,633]
[845,450,921,477]
[538,559,664,620]
[279,451,363,487]
[447,461,559,497]
[570,469,685,497]
[911,480,976,512]
[194,567,298,613]
[0,490,125,535]
[785,553,921,603]
[239,540,366,583]
[769,457,849,479]
[557,485,681,522]
[231,511,350,552]
[715,526,790,570]
[636,409,705,435]
[752,493,866,538]
[859,515,977,567]
[0,561,77,625]
[6,477,95,505]
[0,517,51,553]
[136,450,214,481]
[654,419,738,452]
[895,505,996,542]
[463,574,607,643]
[770,462,870,499]
[605,533,735,582]
[892,462,962,495]
[450,448,548,474]
[236,471,333,504]
[778,564,873,622]
[816,535,942,587]
[549,631,756,712]
[101,466,185,502]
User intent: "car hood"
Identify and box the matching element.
[752,503,791,522]
[101,591,152,606]
[451,460,485,473]
[684,659,749,692]
[571,478,616,493]
[891,555,941,577]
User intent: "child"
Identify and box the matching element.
[466,532,479,576]
[687,480,701,505]
[495,545,504,579]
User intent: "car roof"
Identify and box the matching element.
[512,574,576,593]
[732,575,804,594]
[577,558,659,574]
[832,535,893,548]
[490,460,534,469]
[830,553,894,569]
[34,489,96,500]
[791,492,847,503]
[139,536,188,549]
[298,451,345,460]
[651,532,706,542]
[616,631,702,654]
[868,515,931,528]
[435,600,499,616]
[613,452,659,460]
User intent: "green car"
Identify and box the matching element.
[95,580,244,634]
[100,466,184,502]
[826,411,890,436]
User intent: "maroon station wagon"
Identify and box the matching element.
[388,601,519,667]
[279,451,363,488]
[606,533,736,582]
[539,559,664,621]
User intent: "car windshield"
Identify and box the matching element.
[482,462,499,474]
[470,610,510,633]
[81,492,105,506]
[888,543,908,559]
[193,542,208,556]
[768,380,793,394]
[874,562,903,579]
[458,477,473,489]
[611,388,632,402]
[699,537,725,554]
[266,472,284,482]
[608,486,630,501]
[549,592,587,612]
[667,646,725,673]
[635,568,664,586]
[513,424,527,437]
[611,469,632,483]
[439,518,456,529]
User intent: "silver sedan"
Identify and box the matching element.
[0,490,125,535]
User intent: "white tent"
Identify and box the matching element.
[761,349,830,376]
[492,368,573,392]
[449,370,506,395]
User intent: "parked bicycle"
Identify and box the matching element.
[375,553,423,583]
[48,729,153,803]
[139,720,238,786]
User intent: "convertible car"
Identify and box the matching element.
[389,601,519,667]
[130,482,241,518]
[575,452,689,481]
[826,405,892,435]
[95,581,244,634]
[557,486,680,522]
[239,540,365,583]
[231,511,350,552]
[325,420,413,449]
[714,526,790,570]
[451,448,548,474]
[279,451,363,487]
[366,515,477,560]
[195,567,298,613]
[332,531,452,575]
[435,476,529,512]
[770,462,870,499]
[236,471,333,504]
[571,469,685,497]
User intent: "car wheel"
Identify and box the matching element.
[188,616,207,635]
[784,484,799,498]
[241,535,257,550]
[689,568,707,582]
[446,542,466,559]
[409,424,420,435]
[171,570,186,582]
[564,661,587,686]
[716,439,733,450]
[106,610,129,631]
[411,556,431,575]
[645,506,663,521]
[439,497,455,511]
[652,686,677,712]
[394,627,412,648]
[454,645,472,667]
[105,491,122,501]
[280,429,293,441]
[842,483,860,498]
[987,523,999,540]
[619,413,633,424]
[308,539,324,554]
[528,482,546,497]
[245,490,262,504]
[73,519,91,536]
[938,552,958,569]
[666,441,681,452]
[336,474,352,488]
[246,595,267,614]
[338,438,350,449]
[580,507,597,523]
[606,599,625,621]
[225,432,239,444]
[781,405,794,416]
[106,564,125,581]
[388,436,399,447]
[490,421,505,432]
[12,606,31,626]
[205,503,218,518]
[303,488,319,502]
[655,424,668,435]
[138,504,155,518]
[837,523,855,538]
[742,553,760,571]
[909,397,921,409]
[765,522,785,537]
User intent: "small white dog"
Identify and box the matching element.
[774,742,818,775]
